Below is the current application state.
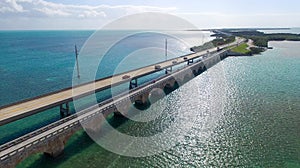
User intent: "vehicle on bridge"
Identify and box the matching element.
[122,75,131,80]
[0,36,243,168]
[155,65,161,70]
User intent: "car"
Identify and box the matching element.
[122,75,130,80]
[172,60,177,64]
[155,65,161,70]
[183,57,188,60]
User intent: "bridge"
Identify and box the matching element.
[0,37,245,167]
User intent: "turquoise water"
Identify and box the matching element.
[0,30,93,106]
[0,30,94,144]
[0,30,212,144]
[19,41,300,168]
[0,30,211,106]
[0,31,299,167]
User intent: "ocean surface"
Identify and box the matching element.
[0,31,299,167]
[0,30,213,144]
[259,27,300,34]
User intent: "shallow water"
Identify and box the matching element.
[16,41,300,167]
[0,30,212,144]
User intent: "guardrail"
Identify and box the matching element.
[0,74,167,152]
[0,45,235,162]
[0,72,178,160]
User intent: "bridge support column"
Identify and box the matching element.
[165,66,172,74]
[44,142,64,158]
[114,99,131,117]
[129,78,138,89]
[60,102,70,118]
[187,59,193,65]
[134,93,149,106]
[221,51,229,60]
[149,88,165,104]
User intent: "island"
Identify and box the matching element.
[191,28,300,56]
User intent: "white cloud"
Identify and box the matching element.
[0,0,177,29]
[0,0,25,13]
[1,0,300,30]
[175,12,300,28]
[78,10,106,18]
[33,7,71,17]
[6,0,25,12]
[0,6,13,13]
[0,0,176,18]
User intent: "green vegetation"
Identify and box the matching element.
[191,29,300,55]
[231,43,250,54]
[251,36,268,47]
[230,44,266,56]
[249,47,265,55]
[212,36,235,46]
[190,36,235,52]
[222,30,300,47]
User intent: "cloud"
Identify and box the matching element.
[33,7,71,17]
[0,0,25,13]
[0,0,177,29]
[78,10,106,19]
[0,0,176,18]
[175,12,300,28]
[1,0,300,30]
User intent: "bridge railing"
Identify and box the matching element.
[0,48,232,162]
[0,71,176,159]
[1,48,230,153]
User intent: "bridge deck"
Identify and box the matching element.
[0,51,222,159]
[0,38,244,126]
[0,51,199,125]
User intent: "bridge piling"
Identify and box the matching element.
[129,78,138,89]
[44,139,65,158]
[133,93,149,106]
[60,103,70,118]
[114,99,131,117]
[165,66,172,74]
[187,59,193,65]
[0,40,245,167]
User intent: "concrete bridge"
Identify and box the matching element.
[0,38,245,167]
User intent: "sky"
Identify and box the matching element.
[1,0,300,30]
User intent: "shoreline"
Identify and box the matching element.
[214,29,300,56]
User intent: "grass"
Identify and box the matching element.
[231,43,250,54]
